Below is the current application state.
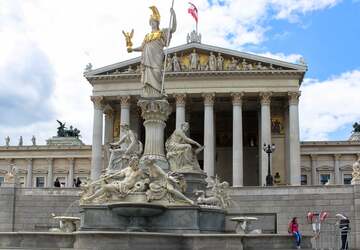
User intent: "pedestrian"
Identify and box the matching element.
[288,217,301,249]
[54,178,61,188]
[75,177,82,187]
[336,214,350,250]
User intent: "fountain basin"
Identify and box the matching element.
[108,203,166,217]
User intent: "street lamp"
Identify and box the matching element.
[263,143,276,186]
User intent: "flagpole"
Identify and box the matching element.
[161,0,175,95]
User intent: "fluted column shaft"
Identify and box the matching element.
[90,96,104,180]
[260,92,272,186]
[232,93,244,187]
[288,92,301,185]
[26,158,33,188]
[104,106,114,144]
[203,93,215,178]
[47,158,53,188]
[68,158,75,187]
[174,94,186,130]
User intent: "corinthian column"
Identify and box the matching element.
[174,94,186,130]
[104,105,114,145]
[311,154,318,185]
[232,92,244,187]
[288,91,301,185]
[260,92,272,186]
[119,96,131,126]
[90,96,104,180]
[203,93,215,178]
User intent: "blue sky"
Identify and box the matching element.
[0,0,360,144]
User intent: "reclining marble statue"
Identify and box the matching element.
[124,6,177,97]
[144,158,194,205]
[107,124,143,173]
[82,156,147,203]
[165,122,204,172]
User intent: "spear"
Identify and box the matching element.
[161,0,175,95]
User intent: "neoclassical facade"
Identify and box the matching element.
[1,40,359,188]
[85,41,307,186]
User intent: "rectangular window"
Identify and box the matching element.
[301,175,308,185]
[0,176,4,186]
[344,174,352,185]
[35,176,45,188]
[320,174,331,185]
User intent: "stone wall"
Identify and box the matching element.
[0,185,359,248]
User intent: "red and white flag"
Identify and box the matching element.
[188,2,198,23]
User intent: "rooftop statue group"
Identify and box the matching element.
[56,120,81,138]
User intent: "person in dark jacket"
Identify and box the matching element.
[54,178,61,188]
[337,214,350,250]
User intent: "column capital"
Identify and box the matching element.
[26,158,33,164]
[231,92,244,105]
[202,93,215,106]
[118,95,131,107]
[7,158,13,165]
[174,94,187,106]
[46,158,54,164]
[259,92,272,105]
[68,158,75,164]
[90,96,104,109]
[357,153,360,161]
[334,154,342,161]
[288,91,301,105]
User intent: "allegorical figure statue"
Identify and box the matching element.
[126,6,177,97]
[83,156,146,202]
[144,158,194,204]
[5,136,10,147]
[208,52,216,71]
[165,122,203,172]
[189,49,199,71]
[107,124,143,173]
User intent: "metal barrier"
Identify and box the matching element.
[312,220,351,250]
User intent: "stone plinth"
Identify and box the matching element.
[349,132,360,141]
[138,98,171,170]
[46,136,84,146]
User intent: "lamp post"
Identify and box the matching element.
[263,143,275,186]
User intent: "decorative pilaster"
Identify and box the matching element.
[47,158,53,188]
[174,94,186,130]
[138,98,171,170]
[203,93,215,178]
[288,91,301,185]
[26,158,33,188]
[231,92,244,187]
[259,92,272,186]
[90,96,104,180]
[68,158,75,188]
[334,154,341,184]
[310,154,318,185]
[119,95,131,126]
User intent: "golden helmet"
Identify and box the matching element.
[149,6,160,22]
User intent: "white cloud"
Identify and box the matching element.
[255,52,303,63]
[0,0,345,145]
[300,70,360,141]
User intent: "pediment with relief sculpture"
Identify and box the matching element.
[84,42,307,81]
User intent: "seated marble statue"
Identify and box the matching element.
[165,122,203,172]
[144,158,194,205]
[107,124,143,173]
[83,156,146,202]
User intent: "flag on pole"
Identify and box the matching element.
[188,2,198,23]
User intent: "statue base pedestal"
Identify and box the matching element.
[178,171,207,199]
[46,137,84,146]
[80,203,225,233]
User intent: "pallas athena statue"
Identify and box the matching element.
[124,6,177,97]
